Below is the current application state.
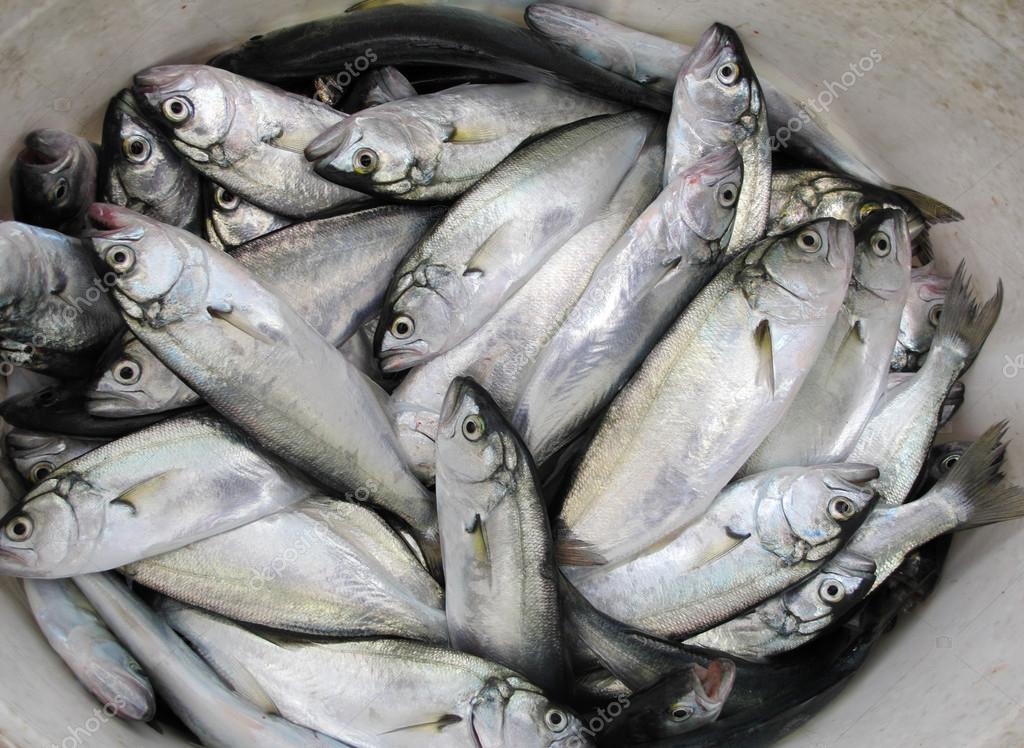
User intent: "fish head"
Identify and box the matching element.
[851,208,912,301]
[927,441,970,485]
[680,24,760,138]
[741,218,855,322]
[0,222,67,314]
[781,551,876,633]
[6,429,78,485]
[82,639,156,721]
[377,267,455,372]
[102,89,181,211]
[86,332,179,416]
[677,146,742,243]
[13,129,95,230]
[470,678,591,748]
[133,65,233,157]
[898,264,951,353]
[619,660,736,741]
[0,487,78,576]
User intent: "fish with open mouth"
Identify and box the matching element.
[890,264,951,372]
[11,129,98,235]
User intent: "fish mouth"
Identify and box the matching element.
[305,126,351,162]
[85,391,143,415]
[379,343,429,373]
[19,129,72,167]
[86,203,145,240]
[687,23,733,75]
[0,545,32,567]
[693,659,736,708]
[438,377,474,436]
[133,65,194,96]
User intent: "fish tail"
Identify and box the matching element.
[891,185,964,224]
[932,260,1002,372]
[939,422,1024,530]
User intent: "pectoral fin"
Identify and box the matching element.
[207,302,277,346]
[464,221,517,278]
[380,714,463,735]
[754,319,775,396]
[448,122,501,144]
[555,532,608,567]
[466,513,490,565]
[111,471,180,515]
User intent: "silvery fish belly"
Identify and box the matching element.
[0,411,317,578]
[556,218,855,569]
[86,204,440,568]
[123,496,447,642]
[572,464,878,639]
[132,64,367,219]
[376,111,659,372]
[164,603,593,748]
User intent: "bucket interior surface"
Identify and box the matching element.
[0,1,1022,746]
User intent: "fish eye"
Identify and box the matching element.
[928,304,943,327]
[353,147,379,175]
[4,514,33,542]
[214,186,240,211]
[716,62,741,85]
[718,181,739,208]
[462,414,485,442]
[161,96,193,124]
[796,228,823,253]
[819,578,846,604]
[122,135,152,163]
[30,461,55,484]
[37,389,58,406]
[669,704,693,722]
[105,244,136,273]
[50,178,68,203]
[870,231,891,257]
[941,453,961,472]
[112,358,142,385]
[544,708,568,732]
[389,315,414,340]
[859,202,882,221]
[828,496,856,521]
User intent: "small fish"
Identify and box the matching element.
[7,428,107,484]
[11,129,98,235]
[204,183,291,250]
[0,384,169,438]
[890,264,951,372]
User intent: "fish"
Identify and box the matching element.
[0,411,319,577]
[556,218,855,568]
[890,264,951,372]
[741,208,912,474]
[132,65,368,219]
[123,496,447,642]
[205,184,291,250]
[99,89,203,233]
[87,204,441,570]
[847,261,1001,505]
[571,463,878,639]
[376,111,657,372]
[916,440,970,495]
[664,24,771,253]
[0,384,170,438]
[513,145,744,465]
[7,428,107,484]
[23,578,156,720]
[436,377,565,695]
[163,602,593,748]
[0,222,124,378]
[389,134,664,481]
[75,573,351,747]
[11,129,98,235]
[340,65,417,109]
[210,5,669,111]
[525,4,963,225]
[685,550,877,660]
[307,82,625,201]
[886,373,964,429]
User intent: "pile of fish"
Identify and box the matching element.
[1,4,1019,747]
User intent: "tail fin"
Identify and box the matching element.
[892,185,964,224]
[933,260,1002,371]
[940,422,1024,530]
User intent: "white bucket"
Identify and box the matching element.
[0,2,1021,746]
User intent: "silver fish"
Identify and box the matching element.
[24,578,156,720]
[886,373,965,429]
[437,378,564,695]
[205,183,291,249]
[0,411,317,577]
[100,89,203,233]
[124,496,446,641]
[75,573,350,747]
[847,261,1001,505]
[164,603,592,747]
[556,219,854,568]
[87,204,441,570]
[742,208,912,473]
[307,82,625,201]
[132,65,368,218]
[890,264,951,372]
[11,129,98,235]
[7,428,106,484]
[513,146,743,465]
[0,222,123,378]
[376,111,658,372]
[572,464,878,639]
[664,23,770,253]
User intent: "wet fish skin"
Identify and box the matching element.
[24,578,156,721]
[308,82,625,201]
[75,573,351,747]
[0,222,123,378]
[12,129,98,235]
[100,89,203,234]
[376,111,657,372]
[7,428,107,485]
[0,411,318,578]
[340,65,417,110]
[0,384,169,438]
[164,603,593,748]
[557,218,855,568]
[437,377,565,695]
[87,203,440,568]
[205,183,291,250]
[132,65,368,219]
[890,264,951,372]
[124,496,446,642]
[886,373,964,429]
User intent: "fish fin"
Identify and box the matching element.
[912,228,934,266]
[261,122,310,155]
[49,267,69,296]
[380,715,463,735]
[933,260,1002,372]
[754,319,775,396]
[463,220,517,278]
[111,471,180,514]
[207,303,278,346]
[939,422,1024,530]
[466,513,490,566]
[555,533,608,567]
[448,123,502,144]
[890,185,963,224]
